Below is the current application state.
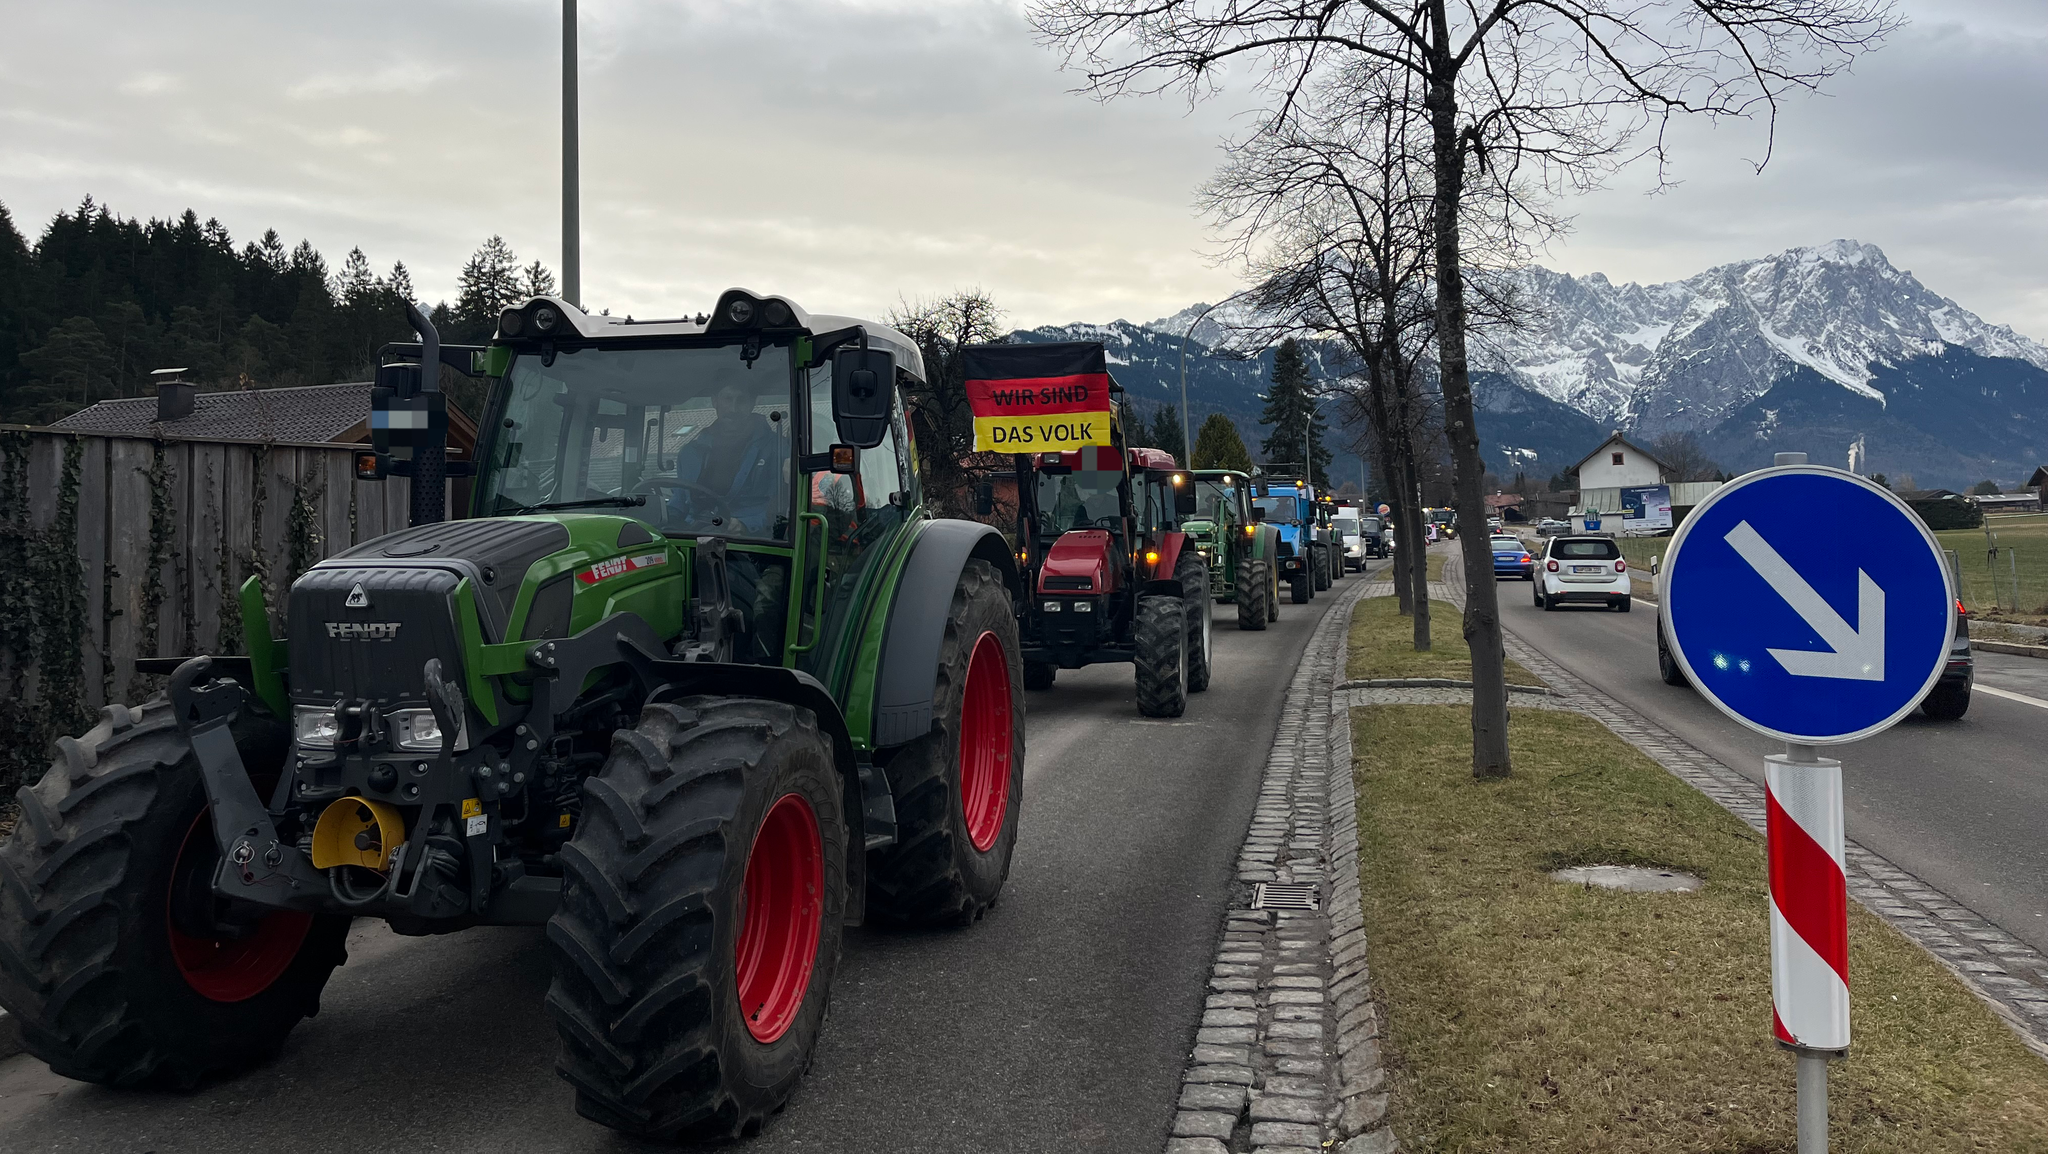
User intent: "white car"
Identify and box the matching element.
[1533,535,1631,612]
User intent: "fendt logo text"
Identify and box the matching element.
[324,621,402,641]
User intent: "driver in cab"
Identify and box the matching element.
[668,381,783,534]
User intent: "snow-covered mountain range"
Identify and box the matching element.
[1473,240,2048,436]
[1013,241,2048,490]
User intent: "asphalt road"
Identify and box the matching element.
[0,573,1356,1153]
[1490,568,2048,955]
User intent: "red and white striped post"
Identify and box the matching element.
[1766,744,1847,1152]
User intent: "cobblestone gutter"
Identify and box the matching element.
[1167,574,1395,1154]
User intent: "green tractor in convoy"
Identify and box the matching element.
[0,290,1027,1142]
[1183,469,1284,630]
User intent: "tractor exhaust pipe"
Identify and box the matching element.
[405,299,447,526]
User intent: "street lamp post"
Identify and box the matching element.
[1178,302,1223,467]
[562,0,580,308]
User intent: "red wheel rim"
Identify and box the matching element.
[735,793,824,1044]
[959,630,1014,853]
[166,812,313,1003]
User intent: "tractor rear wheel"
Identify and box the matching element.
[1236,558,1269,631]
[1268,562,1281,622]
[1178,552,1213,693]
[548,696,847,1143]
[1313,546,1331,591]
[867,559,1024,927]
[1134,593,1189,717]
[0,700,349,1089]
[1023,662,1057,691]
[1290,563,1311,604]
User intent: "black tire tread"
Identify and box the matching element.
[1237,558,1268,631]
[1178,552,1212,693]
[0,698,346,1090]
[1134,594,1187,717]
[547,696,845,1142]
[866,559,1024,927]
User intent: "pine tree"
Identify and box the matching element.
[522,260,557,299]
[1148,404,1186,464]
[456,236,524,330]
[1257,339,1330,485]
[338,248,376,307]
[18,317,115,418]
[1192,412,1255,472]
[387,261,416,306]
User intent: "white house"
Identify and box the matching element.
[1567,432,1667,532]
[1574,432,1667,491]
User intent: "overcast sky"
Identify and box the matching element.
[2,0,2043,336]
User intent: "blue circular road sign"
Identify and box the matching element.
[1661,466,1955,745]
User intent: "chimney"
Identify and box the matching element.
[153,367,195,423]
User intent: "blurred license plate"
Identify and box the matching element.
[1571,565,1601,574]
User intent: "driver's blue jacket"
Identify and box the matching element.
[669,417,784,532]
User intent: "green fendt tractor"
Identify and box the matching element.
[1183,469,1283,630]
[0,290,1027,1143]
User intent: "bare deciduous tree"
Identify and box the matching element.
[1032,0,1897,779]
[888,290,1008,516]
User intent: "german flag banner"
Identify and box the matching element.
[961,341,1115,452]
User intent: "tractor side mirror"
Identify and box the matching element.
[831,346,894,449]
[1250,507,1266,523]
[974,481,994,516]
[1173,481,1197,518]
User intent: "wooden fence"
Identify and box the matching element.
[0,426,450,790]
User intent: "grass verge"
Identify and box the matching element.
[1347,595,1542,686]
[1354,703,2048,1152]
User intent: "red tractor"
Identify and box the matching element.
[1009,443,1212,716]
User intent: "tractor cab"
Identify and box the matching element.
[1187,469,1283,629]
[1023,444,1192,668]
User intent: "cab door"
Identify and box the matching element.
[793,365,917,694]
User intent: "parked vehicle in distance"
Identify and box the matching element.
[1534,535,1630,611]
[1490,534,1534,580]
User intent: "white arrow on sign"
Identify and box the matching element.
[1724,520,1884,681]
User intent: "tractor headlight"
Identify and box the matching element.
[498,307,526,337]
[1042,601,1062,612]
[1072,601,1093,613]
[533,305,561,333]
[726,298,755,326]
[390,707,463,752]
[293,705,340,748]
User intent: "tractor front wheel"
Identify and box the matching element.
[1134,593,1189,717]
[0,700,349,1089]
[1023,661,1057,691]
[1290,565,1311,604]
[1178,553,1213,693]
[867,559,1024,927]
[548,696,847,1143]
[1236,558,1269,631]
[1313,545,1332,591]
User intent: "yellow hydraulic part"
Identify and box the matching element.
[311,797,406,871]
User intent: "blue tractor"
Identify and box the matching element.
[1251,474,1336,604]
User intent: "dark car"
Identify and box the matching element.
[1657,591,1974,721]
[1490,534,1534,580]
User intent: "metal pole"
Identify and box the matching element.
[562,0,580,308]
[1798,1053,1828,1153]
[403,300,446,526]
[1178,301,1221,467]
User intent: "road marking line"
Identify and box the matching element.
[1975,684,2048,711]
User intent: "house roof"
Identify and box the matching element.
[1894,488,1962,501]
[2028,465,2048,488]
[1570,431,1669,477]
[1484,493,1522,509]
[53,382,476,449]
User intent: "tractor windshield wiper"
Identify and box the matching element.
[502,495,648,514]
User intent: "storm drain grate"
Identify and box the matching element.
[1251,882,1319,911]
